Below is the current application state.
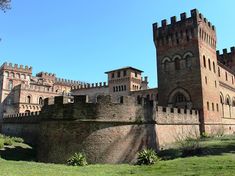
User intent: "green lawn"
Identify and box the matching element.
[1,136,235,176]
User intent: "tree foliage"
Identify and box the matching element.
[0,0,10,12]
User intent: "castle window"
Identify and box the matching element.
[212,103,214,111]
[16,73,20,79]
[207,102,210,110]
[163,60,169,71]
[118,86,121,91]
[117,71,121,78]
[174,58,180,70]
[218,67,220,77]
[8,80,13,90]
[226,96,231,106]
[113,87,115,92]
[111,73,114,78]
[121,85,124,91]
[225,72,228,81]
[213,62,216,73]
[175,93,186,103]
[39,97,43,105]
[26,96,31,104]
[115,86,118,92]
[124,85,126,91]
[203,56,206,68]
[216,103,219,112]
[208,59,211,71]
[135,72,138,78]
[205,76,207,84]
[123,70,127,77]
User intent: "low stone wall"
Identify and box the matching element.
[155,106,200,148]
[2,112,40,145]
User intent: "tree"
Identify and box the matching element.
[0,0,10,12]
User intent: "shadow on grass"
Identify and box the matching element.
[158,136,235,160]
[0,144,36,161]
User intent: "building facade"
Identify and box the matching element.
[0,62,82,118]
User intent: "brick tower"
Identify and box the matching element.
[153,9,221,133]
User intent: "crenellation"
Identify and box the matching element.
[161,19,167,27]
[170,16,177,24]
[180,12,187,20]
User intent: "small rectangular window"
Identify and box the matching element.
[111,73,115,78]
[216,103,219,112]
[135,72,138,78]
[207,101,210,111]
[123,70,127,77]
[117,71,121,78]
[212,103,214,111]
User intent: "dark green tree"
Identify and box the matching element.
[0,0,10,12]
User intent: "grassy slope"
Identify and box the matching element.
[1,136,235,176]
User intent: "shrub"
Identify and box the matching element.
[179,137,202,157]
[67,152,88,166]
[201,132,210,139]
[3,136,14,146]
[11,137,24,143]
[0,138,4,149]
[137,149,159,165]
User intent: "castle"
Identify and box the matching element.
[1,9,235,164]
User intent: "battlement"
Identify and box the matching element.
[0,62,32,73]
[156,106,199,124]
[36,72,56,78]
[19,84,59,94]
[217,47,235,57]
[71,82,108,90]
[55,78,83,86]
[153,9,216,44]
[3,111,41,124]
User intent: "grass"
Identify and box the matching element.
[1,135,235,176]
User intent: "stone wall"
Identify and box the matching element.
[2,112,40,145]
[2,95,200,164]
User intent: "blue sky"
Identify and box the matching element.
[0,0,234,87]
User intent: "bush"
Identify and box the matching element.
[137,149,159,165]
[179,137,202,157]
[3,136,14,146]
[67,152,88,166]
[0,138,4,149]
[11,137,24,143]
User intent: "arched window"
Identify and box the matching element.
[183,52,193,68]
[162,57,171,72]
[175,58,180,70]
[16,73,20,79]
[220,93,224,104]
[163,60,169,71]
[39,97,43,105]
[8,80,13,90]
[208,59,211,70]
[26,96,31,104]
[203,56,206,68]
[213,62,216,73]
[226,95,231,106]
[5,71,9,77]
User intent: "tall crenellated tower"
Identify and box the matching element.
[153,9,221,132]
[0,62,32,117]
